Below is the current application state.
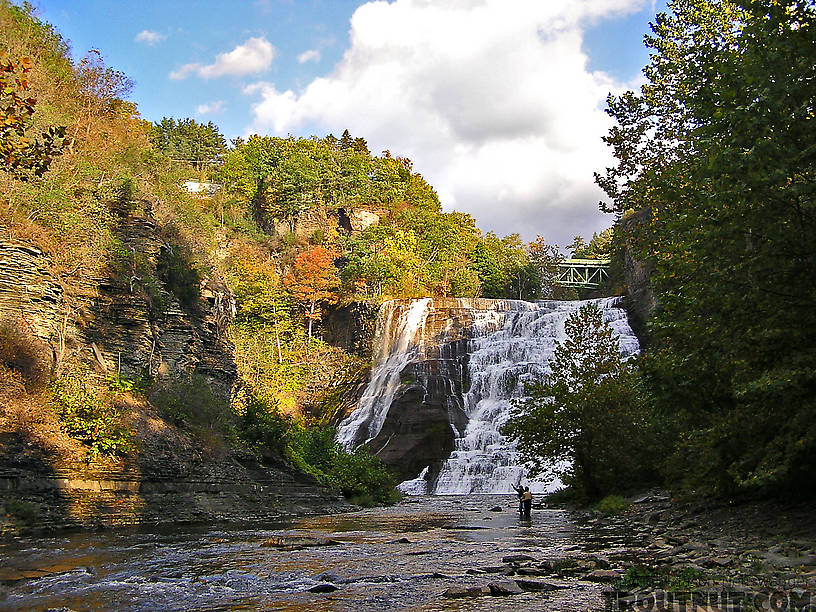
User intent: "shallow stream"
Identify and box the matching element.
[0,496,611,611]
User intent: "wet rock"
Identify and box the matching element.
[392,537,412,544]
[314,572,344,584]
[442,587,470,599]
[448,525,490,530]
[487,580,523,595]
[479,566,508,573]
[260,535,341,550]
[502,554,535,563]
[308,583,338,593]
[582,569,622,582]
[489,506,503,512]
[431,572,450,579]
[443,586,488,598]
[516,567,548,576]
[515,579,557,592]
[466,569,487,575]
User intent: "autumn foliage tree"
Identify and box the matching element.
[283,246,340,341]
[0,53,69,177]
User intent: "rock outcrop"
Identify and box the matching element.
[356,299,498,482]
[0,201,236,394]
[321,301,379,358]
[0,199,349,534]
[619,209,657,344]
[0,430,347,534]
[269,206,386,242]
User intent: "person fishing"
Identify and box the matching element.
[521,486,533,520]
[512,482,525,516]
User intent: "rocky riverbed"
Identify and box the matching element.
[1,494,814,611]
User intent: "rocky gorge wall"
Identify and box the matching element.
[619,209,657,344]
[0,202,236,393]
[0,200,347,534]
[0,430,347,535]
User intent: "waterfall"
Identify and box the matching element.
[336,298,432,448]
[336,297,640,494]
[432,297,639,494]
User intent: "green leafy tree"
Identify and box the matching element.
[504,304,654,499]
[151,117,227,168]
[569,229,613,259]
[596,0,816,495]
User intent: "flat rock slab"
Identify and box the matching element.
[515,579,558,592]
[502,554,536,563]
[582,569,622,582]
[443,586,490,598]
[488,580,524,595]
[261,535,341,550]
[307,583,339,593]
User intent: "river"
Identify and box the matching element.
[0,495,616,611]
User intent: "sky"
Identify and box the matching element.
[33,0,668,247]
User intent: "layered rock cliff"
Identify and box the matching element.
[0,200,347,534]
[0,202,235,393]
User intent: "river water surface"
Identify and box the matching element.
[0,496,612,611]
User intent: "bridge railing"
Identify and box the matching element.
[556,258,611,289]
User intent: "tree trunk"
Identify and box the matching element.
[272,301,282,364]
[308,301,315,342]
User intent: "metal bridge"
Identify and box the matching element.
[556,258,611,289]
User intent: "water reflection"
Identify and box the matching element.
[0,496,603,611]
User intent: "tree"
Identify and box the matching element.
[283,246,340,341]
[150,117,227,168]
[596,0,816,495]
[0,54,69,177]
[527,235,563,299]
[76,49,133,139]
[569,229,613,259]
[503,304,654,499]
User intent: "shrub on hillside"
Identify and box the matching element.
[50,373,133,460]
[151,373,228,430]
[239,392,291,459]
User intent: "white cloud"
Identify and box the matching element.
[170,37,276,80]
[297,49,322,64]
[242,0,646,245]
[196,100,226,116]
[169,62,201,80]
[135,30,165,45]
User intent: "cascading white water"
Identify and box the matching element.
[337,297,640,494]
[431,297,639,494]
[336,298,431,448]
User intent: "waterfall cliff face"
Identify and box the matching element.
[336,298,640,494]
